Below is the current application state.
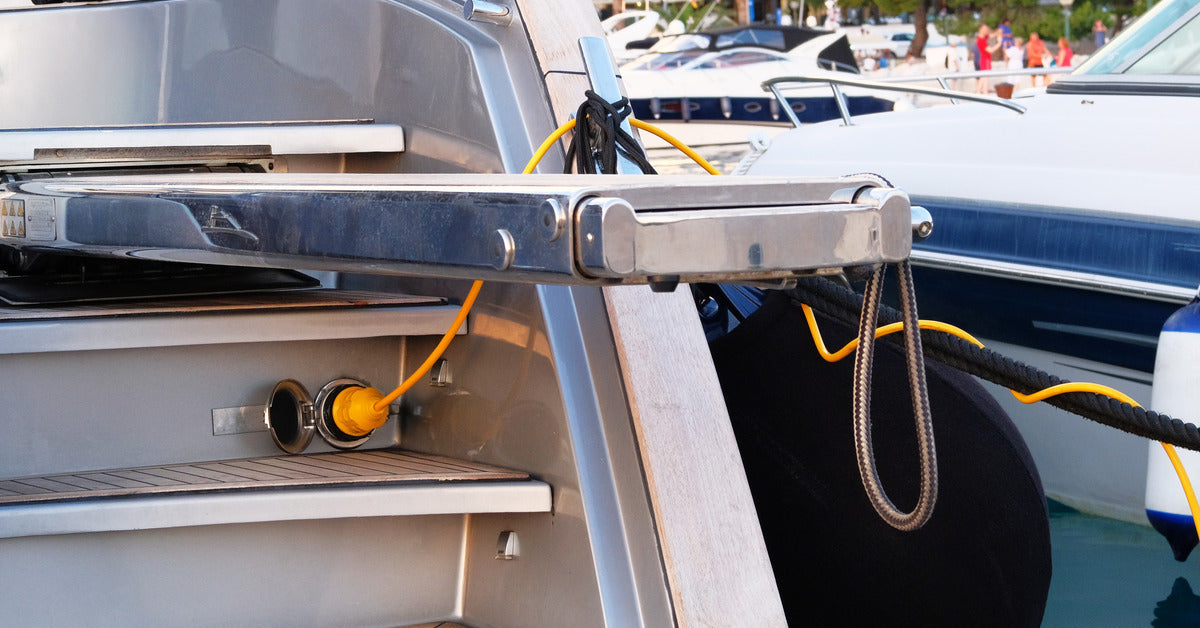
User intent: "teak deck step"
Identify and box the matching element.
[0,449,551,539]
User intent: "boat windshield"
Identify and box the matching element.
[625,49,707,70]
[1126,11,1200,74]
[1074,0,1200,75]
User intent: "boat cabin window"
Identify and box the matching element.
[714,29,787,50]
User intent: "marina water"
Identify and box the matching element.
[1046,501,1200,627]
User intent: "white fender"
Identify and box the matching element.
[1147,297,1200,561]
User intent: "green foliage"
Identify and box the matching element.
[652,0,737,31]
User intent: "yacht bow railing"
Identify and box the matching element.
[761,66,1072,127]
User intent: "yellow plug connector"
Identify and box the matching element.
[330,386,389,437]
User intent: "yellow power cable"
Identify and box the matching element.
[524,118,578,175]
[801,302,984,362]
[1011,383,1200,545]
[524,117,724,176]
[801,301,1200,545]
[329,279,483,437]
[629,118,723,175]
[369,279,485,412]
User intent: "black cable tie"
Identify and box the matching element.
[564,90,656,175]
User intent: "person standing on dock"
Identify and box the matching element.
[1005,37,1026,88]
[1057,37,1074,68]
[1094,19,1108,48]
[999,18,1014,48]
[1027,33,1048,86]
[975,24,1001,94]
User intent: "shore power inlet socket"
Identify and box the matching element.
[265,377,377,453]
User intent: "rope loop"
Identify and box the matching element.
[851,260,939,531]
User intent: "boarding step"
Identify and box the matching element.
[0,448,551,539]
[0,289,460,354]
[0,120,405,167]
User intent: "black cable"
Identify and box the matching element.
[564,90,657,175]
[789,275,1200,452]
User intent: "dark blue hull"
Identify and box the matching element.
[629,95,894,125]
[904,265,1172,375]
[903,198,1200,375]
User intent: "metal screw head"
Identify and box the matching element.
[911,206,934,242]
[491,228,516,270]
[540,198,566,242]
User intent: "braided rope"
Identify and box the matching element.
[852,262,939,531]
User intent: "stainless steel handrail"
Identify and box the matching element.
[763,73,1030,127]
[910,249,1195,305]
[869,66,1072,85]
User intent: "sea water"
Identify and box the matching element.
[1044,501,1200,627]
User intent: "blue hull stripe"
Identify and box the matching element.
[904,265,1172,373]
[913,199,1200,291]
[902,199,1200,373]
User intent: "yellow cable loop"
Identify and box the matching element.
[629,118,723,175]
[800,302,984,362]
[546,108,1200,548]
[801,301,1200,545]
[526,117,723,176]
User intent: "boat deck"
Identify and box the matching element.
[0,448,527,505]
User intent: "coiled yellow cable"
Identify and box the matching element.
[801,301,1200,544]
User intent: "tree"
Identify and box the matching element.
[837,0,933,56]
[734,0,750,23]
